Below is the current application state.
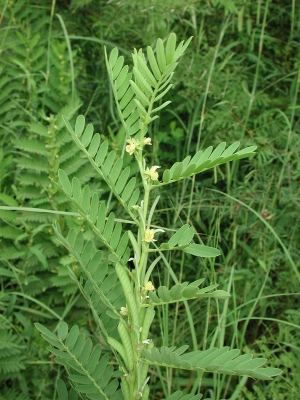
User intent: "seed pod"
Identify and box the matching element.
[107,337,127,366]
[118,322,134,371]
[115,262,139,328]
[121,376,131,400]
[140,306,155,342]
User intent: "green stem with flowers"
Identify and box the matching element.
[123,133,163,399]
[34,33,282,400]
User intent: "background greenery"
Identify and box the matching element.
[0,0,299,398]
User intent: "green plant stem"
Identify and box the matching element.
[229,375,248,400]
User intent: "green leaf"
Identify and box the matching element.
[103,212,115,242]
[58,169,72,196]
[153,85,173,103]
[133,66,153,97]
[72,333,85,358]
[97,202,106,233]
[69,374,91,385]
[87,251,102,274]
[116,232,129,258]
[182,163,196,177]
[88,133,101,157]
[221,354,252,370]
[126,109,140,128]
[195,146,213,167]
[251,367,283,380]
[209,142,227,160]
[147,46,161,80]
[109,47,119,65]
[115,166,130,193]
[48,347,73,359]
[112,56,124,80]
[95,141,109,166]
[57,321,68,341]
[182,286,199,298]
[178,227,194,246]
[120,87,135,110]
[75,384,99,394]
[81,185,91,213]
[142,345,282,380]
[157,286,172,302]
[91,353,109,380]
[89,193,99,223]
[169,284,183,300]
[78,338,93,365]
[75,115,85,136]
[211,290,231,300]
[115,65,129,89]
[134,98,148,116]
[69,388,78,400]
[183,244,220,257]
[165,33,177,64]
[103,151,116,175]
[110,222,122,250]
[128,120,140,135]
[81,240,94,264]
[92,262,108,285]
[163,169,171,183]
[57,379,68,400]
[109,158,123,184]
[213,349,240,366]
[168,224,191,248]
[235,145,257,156]
[128,188,140,208]
[156,38,167,72]
[104,379,119,396]
[81,124,94,147]
[35,323,58,342]
[74,231,84,254]
[173,36,193,61]
[221,141,240,157]
[86,344,102,374]
[135,55,157,87]
[41,335,64,350]
[116,72,131,99]
[170,162,183,181]
[151,100,172,114]
[121,177,136,202]
[148,291,162,303]
[101,273,118,294]
[130,80,150,105]
[65,325,80,350]
[72,177,81,204]
[234,358,267,371]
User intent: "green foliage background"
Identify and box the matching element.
[0,0,299,398]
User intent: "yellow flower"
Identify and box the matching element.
[143,137,152,146]
[125,138,138,155]
[145,281,155,291]
[120,306,128,316]
[144,228,164,243]
[145,165,160,181]
[144,228,155,243]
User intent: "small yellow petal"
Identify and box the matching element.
[144,228,155,243]
[120,306,128,316]
[145,165,160,181]
[125,138,137,155]
[145,281,155,291]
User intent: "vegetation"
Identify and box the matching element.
[0,0,298,399]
